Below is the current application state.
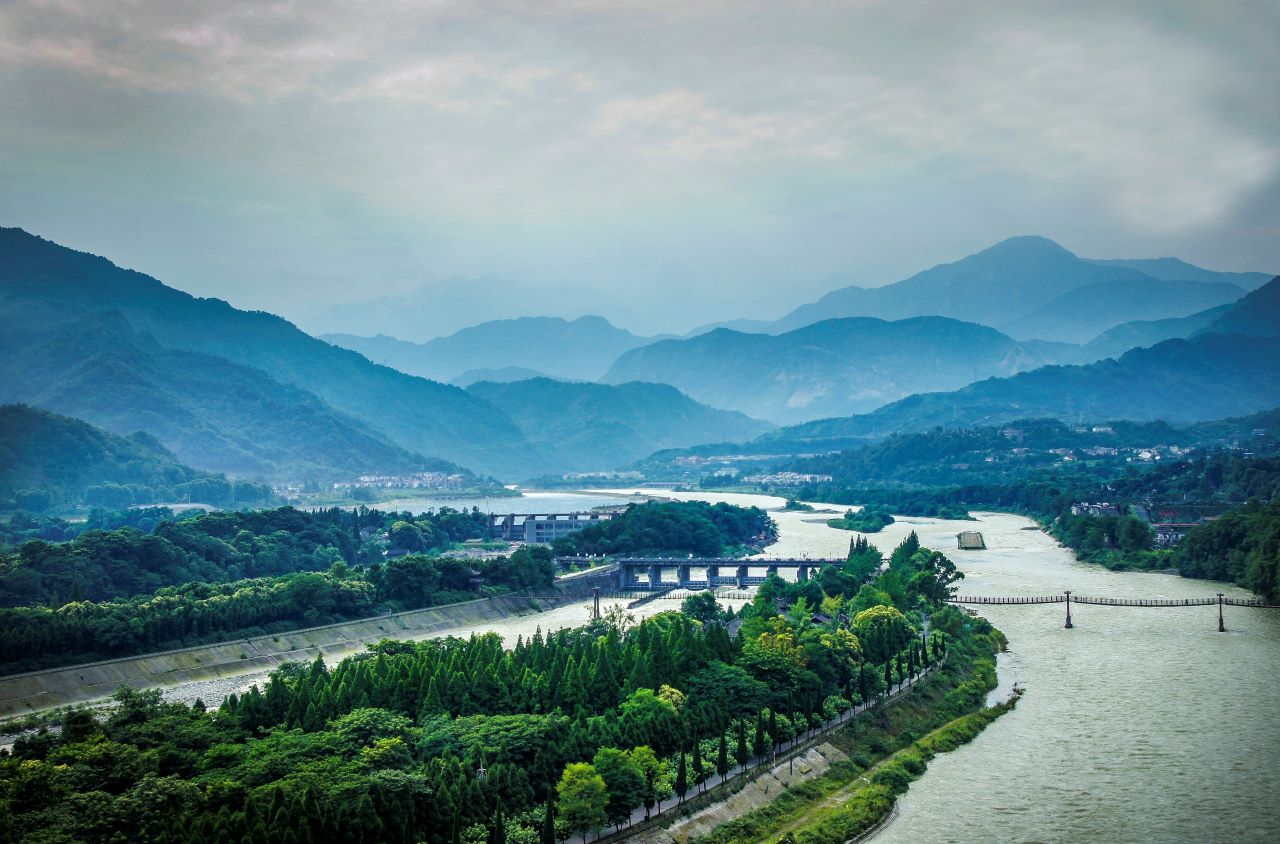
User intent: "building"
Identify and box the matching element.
[1071,502,1119,517]
[1152,523,1198,547]
[490,511,615,543]
[957,531,986,550]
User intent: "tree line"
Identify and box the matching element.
[552,500,776,558]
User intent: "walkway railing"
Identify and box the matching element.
[568,659,944,844]
[946,591,1279,632]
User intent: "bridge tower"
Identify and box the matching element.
[1217,592,1225,632]
[1064,590,1073,629]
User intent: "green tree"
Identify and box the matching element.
[556,763,607,841]
[592,747,645,830]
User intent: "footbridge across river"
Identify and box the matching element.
[557,557,845,591]
[948,591,1280,631]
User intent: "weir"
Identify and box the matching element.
[554,557,846,591]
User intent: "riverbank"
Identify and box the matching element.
[681,609,1010,844]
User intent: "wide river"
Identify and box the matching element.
[596,489,1280,844]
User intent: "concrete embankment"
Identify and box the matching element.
[0,568,617,719]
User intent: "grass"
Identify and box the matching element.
[690,614,1010,844]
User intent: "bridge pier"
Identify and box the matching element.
[737,565,748,588]
[1064,590,1073,629]
[1218,592,1225,632]
[648,564,662,590]
[797,564,809,581]
[678,565,691,588]
[707,564,720,586]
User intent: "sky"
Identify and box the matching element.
[1,0,1277,337]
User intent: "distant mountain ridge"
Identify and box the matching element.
[602,314,1060,423]
[757,275,1280,444]
[466,378,773,475]
[324,315,658,383]
[998,277,1244,343]
[759,236,1269,342]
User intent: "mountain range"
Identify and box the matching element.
[766,236,1266,339]
[466,378,772,473]
[324,315,658,383]
[759,276,1280,445]
[602,315,1061,423]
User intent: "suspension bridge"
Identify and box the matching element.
[947,591,1280,630]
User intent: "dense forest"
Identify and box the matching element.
[0,531,987,843]
[552,501,776,557]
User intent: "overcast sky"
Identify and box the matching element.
[1,1,1277,336]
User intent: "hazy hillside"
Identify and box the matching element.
[1197,276,1280,337]
[602,315,1058,423]
[1089,257,1273,290]
[450,366,550,387]
[1073,305,1232,363]
[0,404,243,511]
[0,227,531,477]
[467,378,773,474]
[999,278,1244,343]
[324,315,656,382]
[768,236,1267,339]
[0,312,446,480]
[770,236,1156,333]
[770,333,1280,442]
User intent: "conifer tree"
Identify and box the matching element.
[675,750,688,803]
[716,733,730,780]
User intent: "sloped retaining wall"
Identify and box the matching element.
[0,568,616,719]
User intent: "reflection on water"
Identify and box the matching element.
[600,489,1280,844]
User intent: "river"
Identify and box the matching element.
[597,488,1280,844]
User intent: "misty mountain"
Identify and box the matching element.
[450,366,551,387]
[769,332,1280,443]
[0,404,214,510]
[466,378,773,474]
[767,236,1267,341]
[998,277,1244,343]
[0,312,444,479]
[302,275,575,344]
[1196,276,1280,338]
[1088,257,1273,291]
[770,236,1157,333]
[1072,305,1233,364]
[324,315,657,382]
[602,316,1058,424]
[0,227,531,477]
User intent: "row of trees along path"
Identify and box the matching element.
[568,646,944,844]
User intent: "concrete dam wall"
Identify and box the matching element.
[0,568,617,720]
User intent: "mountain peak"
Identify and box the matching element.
[973,235,1075,260]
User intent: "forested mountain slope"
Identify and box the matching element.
[0,227,529,477]
[0,311,445,479]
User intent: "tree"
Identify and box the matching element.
[716,733,729,780]
[674,751,688,803]
[852,605,915,665]
[680,591,721,625]
[556,763,607,841]
[735,719,748,769]
[592,748,645,829]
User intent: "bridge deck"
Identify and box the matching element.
[947,595,1279,608]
